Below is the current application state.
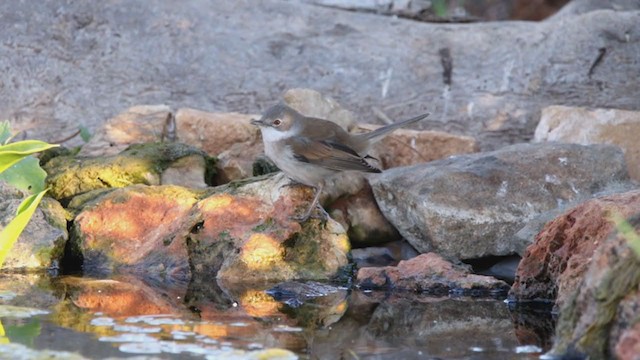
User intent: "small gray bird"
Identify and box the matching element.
[251,103,429,221]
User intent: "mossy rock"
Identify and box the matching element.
[44,142,215,201]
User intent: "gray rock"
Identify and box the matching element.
[1,1,638,151]
[511,180,639,255]
[370,143,632,260]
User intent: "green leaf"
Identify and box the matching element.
[0,157,47,193]
[79,125,92,143]
[0,140,58,154]
[0,189,48,268]
[0,140,59,174]
[0,122,11,145]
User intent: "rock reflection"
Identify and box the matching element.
[0,273,551,359]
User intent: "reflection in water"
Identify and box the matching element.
[0,273,553,359]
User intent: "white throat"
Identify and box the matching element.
[260,127,292,142]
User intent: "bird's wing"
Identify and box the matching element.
[288,136,381,173]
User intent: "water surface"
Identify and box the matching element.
[0,273,553,359]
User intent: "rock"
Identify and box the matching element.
[371,143,631,260]
[187,173,351,282]
[509,190,640,308]
[283,88,357,131]
[79,105,173,157]
[69,173,350,283]
[160,153,209,188]
[534,105,640,181]
[175,108,261,157]
[510,182,639,262]
[327,184,400,246]
[350,240,418,268]
[552,0,640,19]
[355,253,509,295]
[0,182,67,270]
[70,185,201,280]
[215,140,264,183]
[175,108,262,183]
[3,2,639,151]
[361,124,479,169]
[546,213,640,358]
[45,142,212,200]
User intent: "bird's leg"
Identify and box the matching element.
[280,179,305,189]
[292,183,325,222]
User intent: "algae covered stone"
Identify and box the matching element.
[44,142,215,200]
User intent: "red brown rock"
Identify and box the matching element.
[328,184,401,246]
[547,211,640,358]
[509,190,640,309]
[359,124,479,169]
[72,185,200,280]
[355,253,509,294]
[187,173,350,282]
[175,108,260,157]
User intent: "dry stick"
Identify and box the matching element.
[386,133,430,164]
[51,129,81,144]
[372,106,393,125]
[369,105,430,165]
[161,112,177,142]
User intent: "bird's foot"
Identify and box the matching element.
[290,205,329,222]
[280,181,305,190]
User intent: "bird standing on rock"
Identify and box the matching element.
[251,104,429,221]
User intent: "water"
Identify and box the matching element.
[0,273,553,359]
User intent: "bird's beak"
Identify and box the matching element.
[250,118,263,126]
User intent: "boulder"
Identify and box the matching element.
[69,185,202,280]
[187,173,350,282]
[2,2,639,151]
[371,143,631,260]
[535,105,640,181]
[45,142,213,200]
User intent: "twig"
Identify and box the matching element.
[371,106,393,124]
[51,129,81,144]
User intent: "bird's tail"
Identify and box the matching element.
[356,112,430,144]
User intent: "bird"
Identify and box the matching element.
[251,103,429,221]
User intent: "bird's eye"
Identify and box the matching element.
[273,119,282,126]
